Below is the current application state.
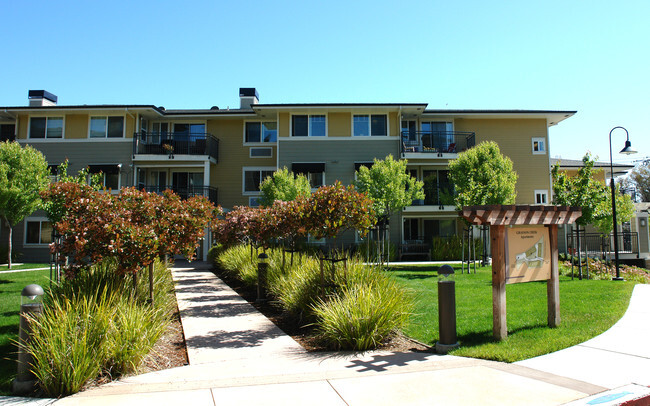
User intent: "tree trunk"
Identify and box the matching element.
[8,222,13,270]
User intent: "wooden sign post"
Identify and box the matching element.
[461,205,581,341]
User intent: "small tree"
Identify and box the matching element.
[0,142,50,269]
[448,141,518,208]
[258,167,311,207]
[354,155,424,262]
[551,153,634,277]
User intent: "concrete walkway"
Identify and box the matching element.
[7,262,650,405]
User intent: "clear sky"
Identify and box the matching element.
[3,1,648,165]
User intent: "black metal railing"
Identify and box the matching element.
[401,131,475,154]
[140,185,218,205]
[567,232,639,257]
[133,132,219,161]
[410,182,455,206]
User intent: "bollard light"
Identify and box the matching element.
[13,284,44,394]
[436,265,459,354]
[256,253,269,303]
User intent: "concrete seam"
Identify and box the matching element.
[326,379,350,406]
[579,344,650,360]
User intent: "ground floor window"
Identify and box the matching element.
[402,218,457,242]
[25,219,52,245]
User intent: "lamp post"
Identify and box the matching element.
[609,126,636,281]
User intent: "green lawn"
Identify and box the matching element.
[0,269,51,395]
[0,264,50,272]
[389,264,636,362]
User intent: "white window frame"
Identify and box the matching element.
[242,167,277,195]
[28,116,65,139]
[352,114,388,137]
[534,189,549,205]
[244,120,278,144]
[88,116,126,138]
[24,217,53,246]
[532,137,546,155]
[249,147,273,158]
[290,113,328,137]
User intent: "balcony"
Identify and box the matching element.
[401,131,475,155]
[410,182,455,208]
[140,185,218,205]
[133,132,219,161]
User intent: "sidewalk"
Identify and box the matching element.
[54,261,607,406]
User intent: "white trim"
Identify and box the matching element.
[532,137,546,155]
[290,113,328,137]
[88,115,126,139]
[534,189,549,205]
[23,217,52,246]
[278,136,399,142]
[242,166,277,195]
[28,116,65,139]
[19,138,132,143]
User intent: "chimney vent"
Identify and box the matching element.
[239,88,259,109]
[28,90,58,106]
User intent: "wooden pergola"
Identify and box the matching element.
[461,205,582,340]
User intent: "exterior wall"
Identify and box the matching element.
[65,114,88,139]
[278,138,398,186]
[328,112,351,137]
[455,118,550,205]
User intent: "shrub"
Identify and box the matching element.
[560,259,650,284]
[312,265,412,351]
[355,240,397,262]
[23,259,174,396]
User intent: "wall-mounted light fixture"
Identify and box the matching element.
[641,218,647,227]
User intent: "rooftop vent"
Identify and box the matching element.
[28,90,58,106]
[239,88,259,109]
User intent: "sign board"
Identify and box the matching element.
[505,226,551,284]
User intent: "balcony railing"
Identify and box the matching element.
[411,182,455,207]
[133,132,219,161]
[140,185,218,205]
[401,131,475,154]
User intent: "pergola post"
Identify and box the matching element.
[547,224,560,327]
[491,224,507,340]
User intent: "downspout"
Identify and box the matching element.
[125,108,137,187]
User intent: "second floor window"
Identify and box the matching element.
[354,115,387,136]
[245,122,277,143]
[532,138,546,154]
[292,115,326,137]
[29,117,63,138]
[90,116,124,138]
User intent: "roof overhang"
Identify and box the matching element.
[422,110,576,127]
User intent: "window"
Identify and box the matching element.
[245,122,277,143]
[535,190,549,204]
[29,117,63,138]
[532,138,546,154]
[88,164,121,190]
[292,115,326,137]
[250,147,273,158]
[25,219,52,245]
[249,196,261,207]
[353,115,387,136]
[243,168,276,193]
[292,163,325,189]
[90,116,124,138]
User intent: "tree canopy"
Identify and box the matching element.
[627,161,650,202]
[0,141,50,268]
[353,154,424,218]
[258,167,311,207]
[448,141,518,209]
[551,153,634,234]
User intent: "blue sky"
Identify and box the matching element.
[3,1,648,164]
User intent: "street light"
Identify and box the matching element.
[609,126,637,281]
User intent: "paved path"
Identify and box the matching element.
[7,262,650,405]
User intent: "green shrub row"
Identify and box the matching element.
[22,259,175,397]
[215,244,413,351]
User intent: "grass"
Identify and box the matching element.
[0,264,50,272]
[0,269,51,395]
[388,263,637,362]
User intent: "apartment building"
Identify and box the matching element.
[0,88,575,262]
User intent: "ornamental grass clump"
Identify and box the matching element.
[22,259,174,397]
[312,265,412,351]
